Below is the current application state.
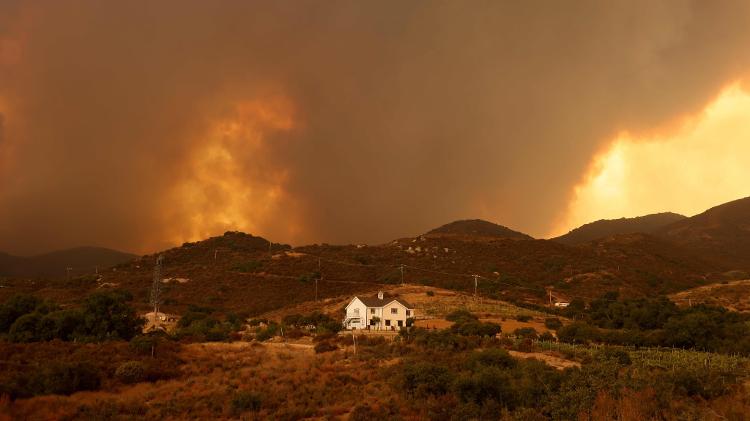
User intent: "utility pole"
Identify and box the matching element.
[150,254,164,331]
[473,274,479,299]
[316,257,320,302]
[549,289,553,307]
[400,264,405,286]
[214,249,218,261]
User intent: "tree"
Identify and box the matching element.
[9,312,42,342]
[0,294,41,332]
[81,290,144,341]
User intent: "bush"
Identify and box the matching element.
[34,361,101,395]
[314,341,338,353]
[539,331,555,342]
[544,318,562,330]
[0,294,41,332]
[446,309,478,323]
[595,347,631,365]
[115,361,147,384]
[454,366,514,407]
[9,312,42,342]
[426,291,435,297]
[515,314,532,322]
[401,362,454,397]
[466,348,516,369]
[231,390,262,413]
[513,327,538,340]
[129,335,158,355]
[452,321,501,337]
[255,324,279,342]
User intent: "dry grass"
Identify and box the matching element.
[669,279,750,312]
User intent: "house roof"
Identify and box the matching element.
[355,294,413,309]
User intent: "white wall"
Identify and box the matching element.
[344,298,368,330]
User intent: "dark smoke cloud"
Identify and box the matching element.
[1,1,749,254]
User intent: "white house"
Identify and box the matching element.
[343,291,415,331]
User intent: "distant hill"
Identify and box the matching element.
[425,219,533,240]
[655,196,750,269]
[0,246,137,278]
[554,212,686,245]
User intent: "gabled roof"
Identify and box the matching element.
[353,294,413,309]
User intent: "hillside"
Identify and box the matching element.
[655,196,750,269]
[553,212,686,245]
[425,219,533,240]
[10,194,750,318]
[0,246,137,279]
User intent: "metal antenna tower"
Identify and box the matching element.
[150,254,164,330]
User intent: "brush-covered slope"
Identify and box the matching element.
[426,219,533,240]
[656,196,750,269]
[554,212,686,245]
[0,246,137,278]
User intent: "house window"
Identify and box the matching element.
[385,320,391,326]
[370,319,377,326]
[397,320,403,327]
[406,310,411,316]
[370,308,376,314]
[391,308,398,314]
[353,308,360,315]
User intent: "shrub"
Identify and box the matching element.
[314,341,338,353]
[248,318,268,327]
[544,318,563,330]
[595,347,631,365]
[426,291,435,297]
[255,324,279,342]
[0,294,41,332]
[515,314,532,322]
[231,390,262,413]
[9,312,41,342]
[115,361,147,384]
[446,309,478,323]
[401,362,454,397]
[539,331,555,342]
[513,327,538,340]
[39,309,84,341]
[452,321,501,337]
[454,366,514,407]
[466,348,516,369]
[129,335,159,355]
[33,361,101,395]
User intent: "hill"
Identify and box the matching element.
[655,196,750,269]
[425,219,533,240]
[0,246,137,278]
[553,212,686,245]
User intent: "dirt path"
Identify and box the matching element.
[508,350,580,370]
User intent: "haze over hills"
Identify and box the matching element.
[425,219,534,240]
[553,212,687,245]
[0,246,137,279]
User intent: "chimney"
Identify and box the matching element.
[377,291,384,300]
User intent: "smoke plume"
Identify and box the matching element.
[1,1,749,254]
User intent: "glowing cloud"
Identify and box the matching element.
[554,83,750,237]
[163,96,301,246]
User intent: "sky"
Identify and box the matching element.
[1,1,750,255]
